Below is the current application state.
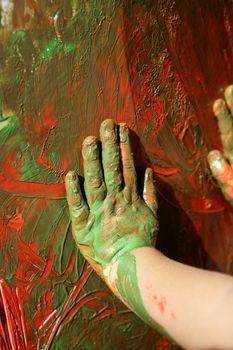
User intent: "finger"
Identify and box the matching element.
[100,119,122,194]
[224,84,233,116]
[143,168,158,215]
[65,171,89,226]
[208,150,233,204]
[213,98,233,164]
[82,136,106,209]
[119,123,137,195]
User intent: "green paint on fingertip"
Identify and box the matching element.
[119,124,129,143]
[100,119,117,142]
[82,139,99,161]
[210,158,222,170]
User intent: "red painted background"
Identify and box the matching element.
[0,1,233,348]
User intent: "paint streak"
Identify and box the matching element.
[157,298,167,314]
[0,1,233,349]
[0,175,66,198]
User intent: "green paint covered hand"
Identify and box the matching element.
[65,119,158,278]
[208,85,233,205]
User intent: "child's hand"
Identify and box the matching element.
[208,85,233,205]
[65,119,158,278]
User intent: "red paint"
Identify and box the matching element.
[1,151,21,181]
[34,289,55,329]
[0,281,28,350]
[1,2,233,349]
[0,175,66,199]
[45,263,93,349]
[6,208,24,232]
[157,297,166,314]
[41,101,58,130]
[91,308,114,321]
[171,312,176,320]
[157,336,171,347]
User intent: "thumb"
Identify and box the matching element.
[143,168,158,215]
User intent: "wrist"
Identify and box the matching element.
[103,247,157,289]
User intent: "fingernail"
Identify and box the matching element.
[100,119,116,142]
[145,168,154,181]
[225,85,233,104]
[207,150,225,175]
[119,123,129,143]
[66,171,79,193]
[213,99,226,117]
[82,136,98,161]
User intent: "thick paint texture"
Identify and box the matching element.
[1,0,233,349]
[66,119,158,275]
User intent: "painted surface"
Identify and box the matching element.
[0,0,233,349]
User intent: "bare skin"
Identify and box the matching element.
[66,118,233,350]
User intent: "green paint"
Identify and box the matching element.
[0,117,18,150]
[115,253,176,343]
[66,117,165,343]
[99,119,122,193]
[63,43,76,54]
[0,1,215,348]
[9,30,27,55]
[5,272,15,281]
[54,338,66,350]
[208,151,222,171]
[67,164,157,271]
[40,38,63,60]
[82,136,106,210]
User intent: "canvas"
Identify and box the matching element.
[0,1,233,349]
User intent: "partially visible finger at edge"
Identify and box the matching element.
[207,150,233,184]
[143,168,158,214]
[208,151,233,204]
[222,183,233,205]
[213,98,229,118]
[224,85,233,114]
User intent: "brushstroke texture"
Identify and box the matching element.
[0,0,233,348]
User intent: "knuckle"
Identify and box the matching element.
[123,160,134,170]
[82,139,99,161]
[71,203,88,219]
[88,176,103,188]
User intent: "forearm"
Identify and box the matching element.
[105,247,233,350]
[66,117,233,349]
